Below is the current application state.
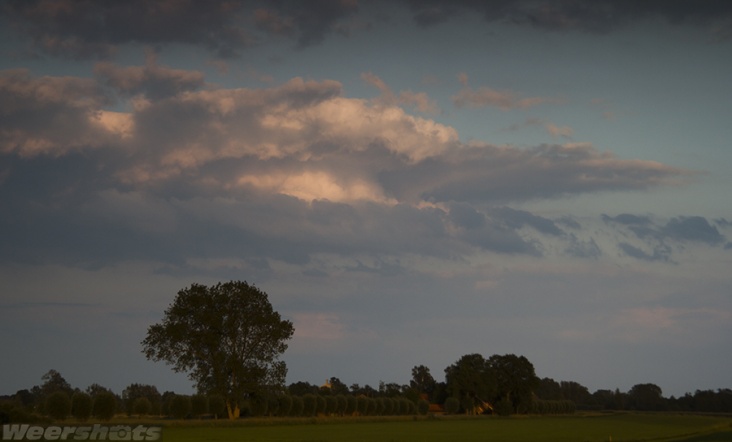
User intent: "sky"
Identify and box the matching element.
[1,0,731,399]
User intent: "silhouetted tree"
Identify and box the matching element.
[142,281,294,419]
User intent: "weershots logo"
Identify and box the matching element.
[2,424,161,441]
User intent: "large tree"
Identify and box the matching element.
[486,354,539,413]
[444,353,496,413]
[142,281,294,419]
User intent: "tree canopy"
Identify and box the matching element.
[142,281,294,419]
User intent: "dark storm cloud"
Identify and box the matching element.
[0,0,359,59]
[5,0,730,62]
[0,0,258,59]
[255,0,360,48]
[404,0,732,35]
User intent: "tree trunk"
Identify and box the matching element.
[226,400,240,420]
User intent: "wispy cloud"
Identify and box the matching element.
[452,73,556,110]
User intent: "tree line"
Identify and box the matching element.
[3,367,731,424]
[3,281,731,423]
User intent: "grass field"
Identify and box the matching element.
[160,413,732,442]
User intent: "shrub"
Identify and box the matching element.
[417,398,430,415]
[46,391,71,420]
[71,392,92,421]
[133,397,152,416]
[169,395,191,419]
[92,392,116,421]
[444,397,460,414]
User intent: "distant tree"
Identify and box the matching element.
[189,394,208,417]
[536,377,562,401]
[142,281,295,419]
[71,392,92,421]
[133,397,152,416]
[410,365,437,399]
[40,370,73,397]
[628,383,665,411]
[378,382,403,398]
[92,392,117,420]
[288,382,318,397]
[85,384,114,398]
[12,389,35,412]
[46,391,71,420]
[592,389,617,410]
[351,384,378,397]
[328,377,350,396]
[122,384,162,416]
[169,395,191,419]
[559,381,592,408]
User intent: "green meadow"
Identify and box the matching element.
[161,413,732,442]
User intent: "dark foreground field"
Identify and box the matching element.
[162,413,732,442]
